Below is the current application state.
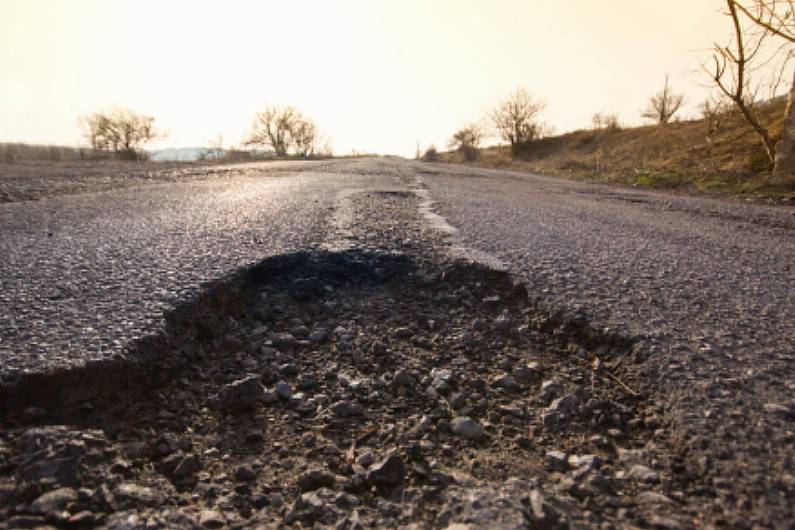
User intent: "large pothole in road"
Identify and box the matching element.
[0,247,676,530]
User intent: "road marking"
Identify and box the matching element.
[413,175,508,271]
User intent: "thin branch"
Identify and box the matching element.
[734,0,795,43]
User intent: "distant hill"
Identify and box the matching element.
[148,147,208,162]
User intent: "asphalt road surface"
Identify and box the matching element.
[0,161,401,376]
[1,157,794,526]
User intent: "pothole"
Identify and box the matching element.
[0,247,669,529]
[0,188,683,529]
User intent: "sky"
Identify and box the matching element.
[0,0,770,156]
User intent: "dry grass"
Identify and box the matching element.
[440,98,795,201]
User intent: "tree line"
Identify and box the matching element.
[446,0,795,176]
[77,105,331,161]
[68,1,795,175]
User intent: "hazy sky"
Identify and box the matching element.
[0,0,751,156]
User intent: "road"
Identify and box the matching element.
[1,157,794,526]
[0,161,402,376]
[416,161,795,526]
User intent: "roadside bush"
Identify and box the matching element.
[748,147,774,173]
[421,146,439,162]
[449,124,482,161]
[79,108,162,160]
[490,87,546,157]
[592,113,621,131]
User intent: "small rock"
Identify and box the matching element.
[199,509,226,528]
[113,482,161,508]
[234,465,257,482]
[390,326,413,339]
[309,329,328,343]
[450,392,467,410]
[430,368,453,393]
[173,453,201,479]
[569,454,601,471]
[291,325,310,338]
[498,404,524,417]
[259,346,278,360]
[68,511,96,527]
[450,417,485,441]
[30,487,77,514]
[494,311,513,332]
[545,450,568,471]
[607,428,624,439]
[647,515,683,530]
[540,379,563,400]
[626,464,659,483]
[355,451,375,468]
[297,469,336,491]
[541,411,560,427]
[636,491,675,506]
[644,414,662,429]
[617,447,646,465]
[512,362,542,381]
[296,487,339,521]
[548,393,578,414]
[393,369,416,388]
[581,470,612,494]
[275,381,293,399]
[491,374,520,392]
[272,332,297,349]
[527,489,559,528]
[216,375,265,411]
[330,400,362,418]
[367,455,406,487]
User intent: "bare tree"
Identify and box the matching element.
[246,105,319,157]
[729,0,795,174]
[641,75,685,124]
[246,105,297,156]
[79,108,161,160]
[705,1,779,165]
[490,88,546,157]
[591,112,621,131]
[449,123,483,161]
[292,118,317,157]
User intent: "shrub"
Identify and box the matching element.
[592,113,621,131]
[449,124,483,161]
[421,145,439,162]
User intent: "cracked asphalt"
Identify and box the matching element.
[415,161,795,527]
[1,157,794,526]
[0,162,402,376]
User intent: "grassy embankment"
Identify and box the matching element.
[440,98,795,201]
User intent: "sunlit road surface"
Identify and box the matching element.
[0,161,402,377]
[3,157,795,526]
[2,157,794,399]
